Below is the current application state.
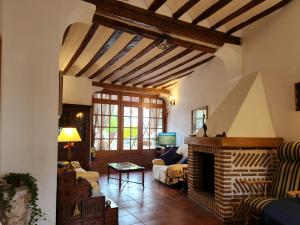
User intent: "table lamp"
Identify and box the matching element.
[58,127,82,163]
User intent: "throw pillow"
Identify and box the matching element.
[160,148,182,165]
[176,144,188,158]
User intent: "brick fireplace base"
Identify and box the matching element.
[185,137,282,222]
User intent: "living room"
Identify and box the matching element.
[0,0,300,225]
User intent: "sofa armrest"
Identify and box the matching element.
[76,171,99,182]
[152,159,165,166]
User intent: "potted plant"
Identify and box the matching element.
[0,173,45,225]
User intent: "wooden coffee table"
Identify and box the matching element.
[107,162,145,190]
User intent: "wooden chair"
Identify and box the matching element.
[241,142,300,225]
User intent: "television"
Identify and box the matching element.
[158,132,176,146]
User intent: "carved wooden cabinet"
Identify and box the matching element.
[57,169,105,225]
[58,104,92,170]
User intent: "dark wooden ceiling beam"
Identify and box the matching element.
[192,0,233,25]
[227,0,292,35]
[92,82,170,95]
[76,30,123,77]
[144,56,215,87]
[62,25,71,45]
[153,71,194,88]
[85,0,240,46]
[62,24,99,75]
[173,0,200,19]
[210,0,265,30]
[135,51,206,86]
[148,0,167,12]
[124,48,193,85]
[89,35,143,79]
[112,45,177,84]
[93,14,216,53]
[99,40,158,83]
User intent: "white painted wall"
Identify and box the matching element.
[168,1,300,143]
[168,56,239,145]
[63,76,93,105]
[242,1,300,141]
[0,1,94,224]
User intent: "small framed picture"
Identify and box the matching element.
[296,82,300,111]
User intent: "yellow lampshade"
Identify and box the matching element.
[58,128,82,142]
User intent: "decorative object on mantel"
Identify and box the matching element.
[215,132,226,137]
[295,82,300,111]
[203,119,208,137]
[0,173,45,225]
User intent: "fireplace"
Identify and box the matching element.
[185,137,282,222]
[195,152,215,196]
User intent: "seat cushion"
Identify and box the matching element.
[242,196,276,213]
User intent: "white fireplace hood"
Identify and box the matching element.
[206,72,276,137]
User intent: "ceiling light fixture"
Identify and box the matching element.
[157,36,170,50]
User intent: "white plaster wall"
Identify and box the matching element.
[242,1,300,141]
[168,56,240,145]
[63,76,93,105]
[0,1,94,224]
[0,2,60,224]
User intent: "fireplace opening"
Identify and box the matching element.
[199,153,215,196]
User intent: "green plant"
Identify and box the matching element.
[0,173,45,225]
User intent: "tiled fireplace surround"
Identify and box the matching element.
[185,137,283,222]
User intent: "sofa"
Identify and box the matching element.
[152,144,188,185]
[70,161,101,196]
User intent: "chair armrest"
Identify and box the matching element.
[287,190,300,197]
[152,159,165,166]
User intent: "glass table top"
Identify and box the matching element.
[107,162,144,171]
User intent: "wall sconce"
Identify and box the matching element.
[76,112,84,120]
[169,96,176,106]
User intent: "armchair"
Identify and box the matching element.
[241,142,300,225]
[152,144,188,185]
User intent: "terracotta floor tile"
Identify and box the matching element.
[99,171,243,225]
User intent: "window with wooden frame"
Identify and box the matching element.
[92,91,166,151]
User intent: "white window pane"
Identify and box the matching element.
[93,104,101,114]
[132,107,138,117]
[123,96,131,101]
[143,129,149,138]
[111,95,118,100]
[131,117,138,127]
[101,139,109,150]
[124,107,131,116]
[157,119,163,128]
[109,128,118,139]
[132,96,139,102]
[93,115,101,127]
[131,139,138,150]
[150,99,156,104]
[94,140,100,150]
[102,116,110,127]
[123,139,131,150]
[157,108,162,118]
[124,117,131,127]
[150,118,156,128]
[144,98,149,103]
[150,139,156,149]
[102,128,109,138]
[110,139,118,150]
[102,104,110,115]
[150,108,156,117]
[111,105,118,115]
[102,94,110,99]
[143,107,149,117]
[150,128,156,138]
